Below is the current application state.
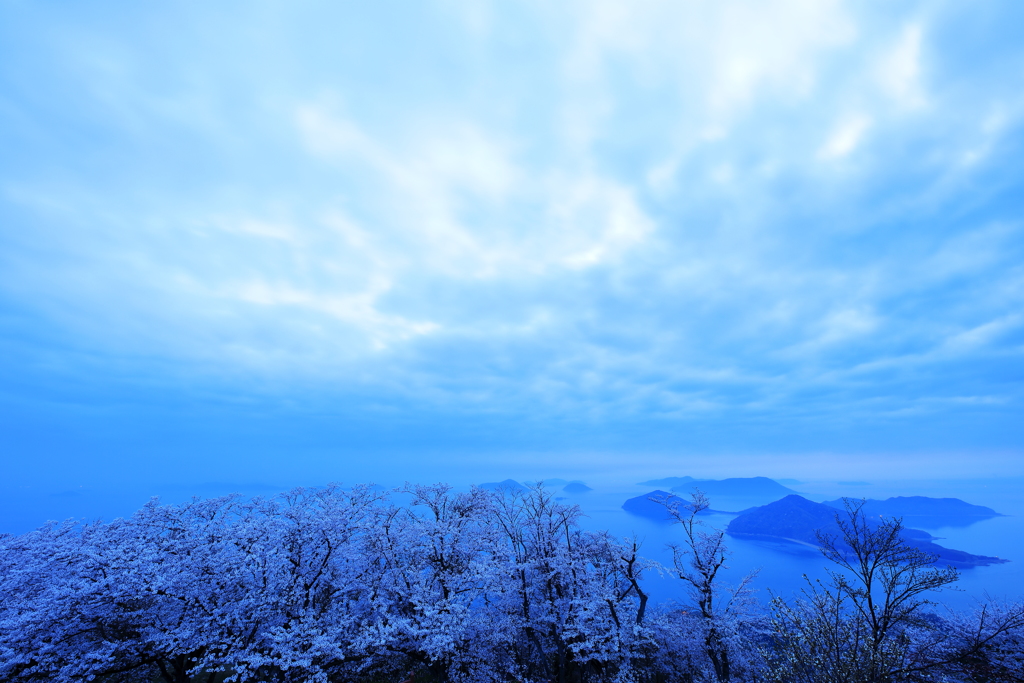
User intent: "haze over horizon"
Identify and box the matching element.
[2,1,1023,515]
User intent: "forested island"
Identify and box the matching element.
[1,484,1022,683]
[726,495,1007,567]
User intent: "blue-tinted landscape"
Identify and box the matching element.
[2,1,1024,681]
[3,473,1021,610]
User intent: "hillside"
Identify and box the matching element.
[622,490,726,521]
[727,495,1007,567]
[670,476,798,501]
[823,496,1002,528]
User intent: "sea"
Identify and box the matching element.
[1,475,1021,613]
[569,476,1024,612]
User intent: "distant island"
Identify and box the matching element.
[477,479,529,492]
[670,476,798,498]
[478,479,592,494]
[727,495,1007,567]
[638,476,707,488]
[622,491,727,521]
[636,476,800,506]
[524,478,571,486]
[822,496,1003,528]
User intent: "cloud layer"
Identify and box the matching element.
[1,0,1023,484]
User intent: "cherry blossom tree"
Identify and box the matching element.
[764,499,1024,683]
[357,483,511,682]
[489,484,656,683]
[2,483,1018,683]
[651,490,761,683]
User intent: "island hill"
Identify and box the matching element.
[822,496,1003,528]
[729,495,1007,567]
[623,476,1008,568]
[638,475,798,501]
[477,479,592,495]
[621,491,731,519]
[622,476,801,519]
[624,476,802,513]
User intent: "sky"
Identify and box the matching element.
[2,1,1023,514]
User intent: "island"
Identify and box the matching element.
[669,476,799,503]
[622,490,727,521]
[638,476,705,488]
[822,496,1003,528]
[477,479,528,492]
[727,495,1007,567]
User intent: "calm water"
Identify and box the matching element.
[568,478,1024,612]
[2,476,1021,611]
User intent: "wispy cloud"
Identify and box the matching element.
[1,0,1023,482]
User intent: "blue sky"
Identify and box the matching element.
[2,1,1023,506]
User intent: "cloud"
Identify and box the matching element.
[295,100,655,278]
[820,114,872,159]
[0,0,1023,450]
[876,22,926,109]
[229,277,439,351]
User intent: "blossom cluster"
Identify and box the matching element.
[2,485,1020,683]
[0,484,701,682]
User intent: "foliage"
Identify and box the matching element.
[0,484,658,683]
[650,491,761,682]
[764,498,1024,683]
[1,488,1021,683]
